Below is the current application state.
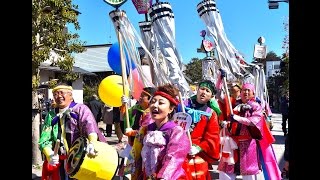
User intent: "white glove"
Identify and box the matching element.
[189,145,201,156]
[121,95,129,104]
[220,120,228,128]
[86,143,97,156]
[125,128,133,134]
[48,153,59,166]
[232,114,252,126]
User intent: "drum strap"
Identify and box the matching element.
[52,102,78,154]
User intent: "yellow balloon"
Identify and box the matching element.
[98,75,129,107]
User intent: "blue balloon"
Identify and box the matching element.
[108,42,136,75]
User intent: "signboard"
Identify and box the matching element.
[172,112,192,132]
[253,44,267,59]
[103,0,127,8]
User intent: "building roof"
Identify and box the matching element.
[73,44,113,72]
[39,64,97,76]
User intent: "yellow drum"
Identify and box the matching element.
[66,137,119,180]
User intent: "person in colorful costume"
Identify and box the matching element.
[119,87,155,178]
[127,83,191,180]
[217,83,281,180]
[215,69,234,128]
[124,87,156,146]
[38,84,106,180]
[178,80,221,180]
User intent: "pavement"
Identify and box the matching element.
[32,113,287,180]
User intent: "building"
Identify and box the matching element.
[265,60,281,80]
[38,46,108,103]
[74,44,113,73]
[38,43,136,103]
[39,63,96,103]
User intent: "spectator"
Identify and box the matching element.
[88,94,103,123]
[102,104,114,137]
[113,106,124,143]
[280,92,289,136]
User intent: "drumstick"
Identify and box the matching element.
[54,139,60,155]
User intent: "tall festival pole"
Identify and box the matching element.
[132,0,156,84]
[103,0,131,128]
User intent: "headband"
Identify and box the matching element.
[142,90,152,97]
[242,83,255,93]
[52,85,73,93]
[231,83,241,89]
[153,91,180,106]
[199,81,214,93]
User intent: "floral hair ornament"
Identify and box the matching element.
[153,91,180,106]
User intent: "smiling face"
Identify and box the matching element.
[196,86,213,104]
[53,89,73,109]
[149,95,174,123]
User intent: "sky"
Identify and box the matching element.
[69,0,289,64]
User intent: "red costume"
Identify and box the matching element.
[179,97,220,180]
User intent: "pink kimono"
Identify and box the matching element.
[141,121,191,179]
[218,99,281,179]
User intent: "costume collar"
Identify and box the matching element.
[51,102,78,126]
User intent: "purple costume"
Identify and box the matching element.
[141,121,191,179]
[39,102,105,155]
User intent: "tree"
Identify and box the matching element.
[282,17,289,57]
[281,17,289,93]
[266,17,289,110]
[32,0,85,165]
[82,71,115,104]
[184,58,203,83]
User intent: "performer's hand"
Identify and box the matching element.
[125,127,136,136]
[121,95,129,104]
[189,145,201,156]
[240,104,252,111]
[125,128,133,134]
[219,68,226,78]
[43,147,59,166]
[220,120,228,128]
[86,142,98,157]
[48,153,59,166]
